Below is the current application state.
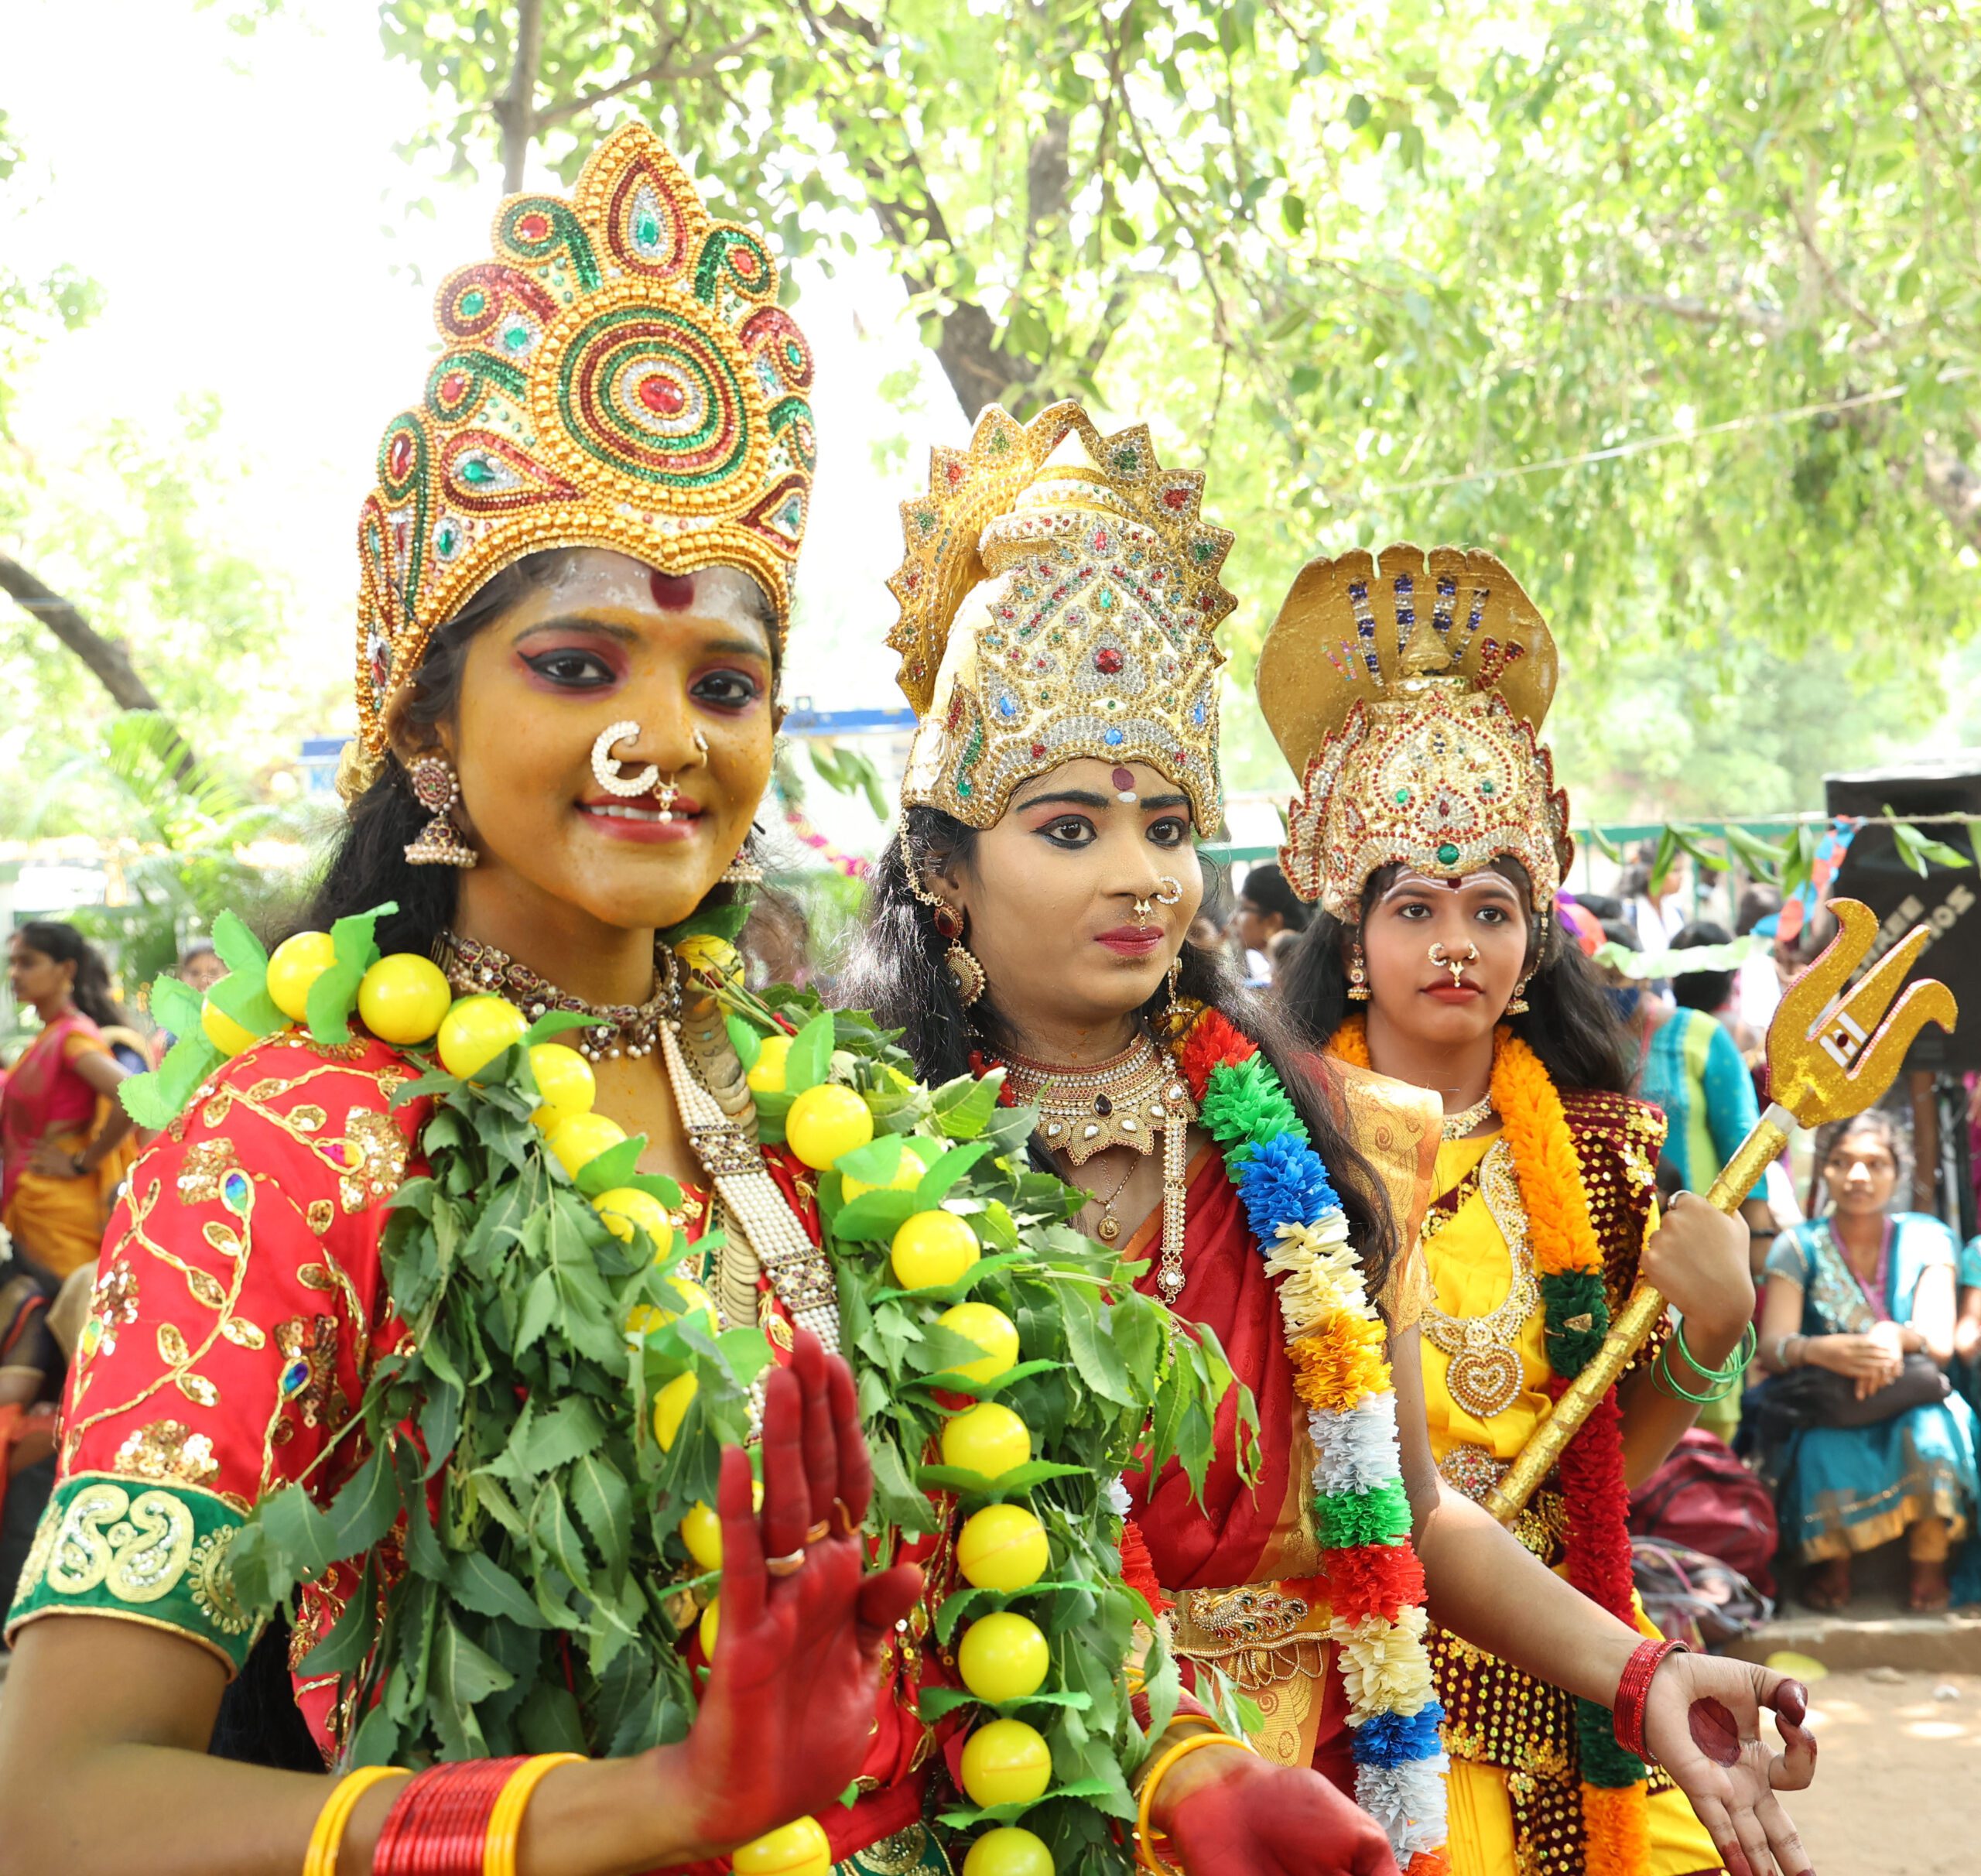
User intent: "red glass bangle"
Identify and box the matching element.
[1613,1638,1688,1760]
[372,1758,526,1876]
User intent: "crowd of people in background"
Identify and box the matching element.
[1,849,1977,1637]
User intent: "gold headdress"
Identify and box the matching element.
[348,125,814,791]
[889,402,1235,829]
[1259,543,1571,917]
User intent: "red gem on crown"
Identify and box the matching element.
[1094,648,1124,675]
[517,211,552,242]
[440,371,469,404]
[1162,486,1190,510]
[637,374,687,416]
[387,433,413,480]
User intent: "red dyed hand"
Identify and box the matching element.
[1158,1747,1401,1876]
[1641,1655,1818,1876]
[664,1330,922,1860]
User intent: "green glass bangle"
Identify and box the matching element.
[1655,1321,1759,1402]
[1675,1316,1760,1381]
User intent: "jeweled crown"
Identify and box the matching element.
[890,402,1235,830]
[348,125,814,790]
[1258,543,1572,916]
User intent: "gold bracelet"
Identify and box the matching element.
[303,1765,409,1876]
[1134,1730,1242,1874]
[483,1752,586,1876]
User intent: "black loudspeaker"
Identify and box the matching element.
[1825,756,1981,1073]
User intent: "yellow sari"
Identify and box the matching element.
[1424,1131,1722,1876]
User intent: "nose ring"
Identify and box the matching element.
[1428,942,1480,985]
[1131,898,1156,927]
[592,720,709,819]
[1155,878,1183,905]
[593,721,659,799]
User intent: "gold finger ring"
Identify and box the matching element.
[804,1519,832,1545]
[765,1547,807,1576]
[833,1496,860,1538]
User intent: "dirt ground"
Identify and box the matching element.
[1777,1668,1981,1873]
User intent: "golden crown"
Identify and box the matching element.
[889,402,1236,830]
[1258,543,1572,917]
[349,125,814,787]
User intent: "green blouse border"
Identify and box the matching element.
[5,1470,263,1677]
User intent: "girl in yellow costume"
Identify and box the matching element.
[1264,547,1765,1876]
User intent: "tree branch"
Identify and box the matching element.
[532,28,770,134]
[494,0,545,194]
[0,554,198,779]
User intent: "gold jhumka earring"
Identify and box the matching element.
[403,755,477,868]
[1346,940,1371,1001]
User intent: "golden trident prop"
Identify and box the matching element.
[1483,898,1959,1525]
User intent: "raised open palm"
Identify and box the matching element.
[670,1330,922,1858]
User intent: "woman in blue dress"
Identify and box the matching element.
[1754,1110,1978,1611]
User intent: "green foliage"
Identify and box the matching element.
[203,937,1235,1860]
[375,0,1981,810]
[33,712,333,994]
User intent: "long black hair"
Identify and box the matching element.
[839,806,1399,1300]
[303,553,765,951]
[16,921,127,1031]
[1275,858,1636,1097]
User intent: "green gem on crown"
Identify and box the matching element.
[1437,842,1461,867]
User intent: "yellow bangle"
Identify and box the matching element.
[482,1751,586,1876]
[1134,1730,1242,1874]
[303,1765,409,1876]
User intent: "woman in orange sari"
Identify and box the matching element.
[2,923,139,1277]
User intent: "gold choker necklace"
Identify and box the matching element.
[999,1035,1199,1300]
[437,931,672,1062]
[1441,1093,1497,1142]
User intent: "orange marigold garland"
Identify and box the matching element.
[1328,1018,1649,1874]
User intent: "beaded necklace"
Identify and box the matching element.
[437,931,670,1063]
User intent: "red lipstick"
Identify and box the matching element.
[577,793,703,844]
[1097,926,1165,957]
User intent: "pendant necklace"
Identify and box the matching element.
[1000,1034,1198,1300]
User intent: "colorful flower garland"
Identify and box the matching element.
[1329,1018,1649,1875]
[1169,1004,1449,1874]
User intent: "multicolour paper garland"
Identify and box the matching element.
[1169,1005,1449,1874]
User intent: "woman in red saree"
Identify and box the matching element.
[2,923,139,1277]
[848,407,1821,1876]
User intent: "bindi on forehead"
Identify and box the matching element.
[649,571,697,611]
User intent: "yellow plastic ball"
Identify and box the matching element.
[959,1718,1052,1809]
[436,994,529,1080]
[957,1612,1051,1703]
[963,1827,1056,1876]
[959,1608,1053,1711]
[785,1083,875,1171]
[624,1275,717,1341]
[356,953,453,1046]
[843,1135,939,1203]
[890,1210,980,1290]
[529,1042,596,1128]
[592,1187,676,1260]
[200,999,259,1057]
[956,1504,1049,1592]
[937,1303,1021,1385]
[745,1032,793,1094]
[547,1111,628,1179]
[652,1371,699,1451]
[679,1500,724,1572]
[265,932,337,1023]
[731,1817,833,1876]
[941,1402,1032,1480]
[679,1477,764,1571]
[699,1595,720,1659]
